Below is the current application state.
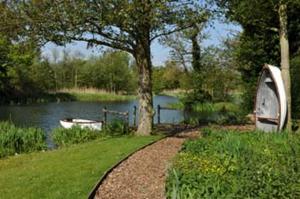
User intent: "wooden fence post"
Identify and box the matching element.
[103,106,107,127]
[157,104,161,124]
[125,111,129,126]
[133,105,137,127]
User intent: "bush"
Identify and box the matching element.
[166,129,300,198]
[180,102,248,125]
[52,126,102,147]
[215,111,248,125]
[0,122,46,157]
[102,119,130,136]
[182,90,212,110]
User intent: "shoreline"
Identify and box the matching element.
[0,91,136,106]
[0,89,184,106]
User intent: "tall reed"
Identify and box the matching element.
[52,126,102,147]
[0,122,46,158]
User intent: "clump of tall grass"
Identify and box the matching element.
[52,120,131,147]
[102,119,131,136]
[0,122,46,158]
[160,89,187,98]
[56,87,135,102]
[58,87,110,94]
[52,126,103,147]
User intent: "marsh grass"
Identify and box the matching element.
[52,126,103,147]
[57,88,135,102]
[160,89,187,98]
[0,122,46,157]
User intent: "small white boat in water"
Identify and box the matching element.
[60,118,102,131]
[255,64,287,132]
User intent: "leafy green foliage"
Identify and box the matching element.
[52,126,102,147]
[75,51,137,93]
[217,0,300,116]
[166,129,300,198]
[0,33,53,103]
[0,122,46,158]
[170,99,247,126]
[152,62,186,94]
[291,55,300,119]
[180,45,241,107]
[103,120,131,136]
[0,47,137,103]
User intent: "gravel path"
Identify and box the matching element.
[94,130,199,199]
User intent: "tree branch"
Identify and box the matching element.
[85,18,135,47]
[150,25,193,42]
[70,36,134,54]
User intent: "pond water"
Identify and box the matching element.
[0,95,184,147]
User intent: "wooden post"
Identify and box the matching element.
[133,105,137,127]
[157,104,161,124]
[125,111,129,132]
[103,106,107,127]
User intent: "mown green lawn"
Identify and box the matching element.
[0,136,160,199]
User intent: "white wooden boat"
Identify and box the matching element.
[60,118,102,131]
[255,64,287,132]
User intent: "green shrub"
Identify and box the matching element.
[102,119,130,136]
[168,101,248,125]
[52,126,102,147]
[215,111,248,125]
[166,129,300,198]
[0,122,46,157]
[182,90,212,110]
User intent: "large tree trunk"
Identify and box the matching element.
[191,30,201,72]
[134,37,153,135]
[279,2,292,131]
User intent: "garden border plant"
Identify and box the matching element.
[166,128,300,198]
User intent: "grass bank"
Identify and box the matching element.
[160,89,187,98]
[0,135,161,198]
[2,88,135,105]
[56,88,135,102]
[166,128,300,198]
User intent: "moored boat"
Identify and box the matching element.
[255,64,287,132]
[60,118,102,131]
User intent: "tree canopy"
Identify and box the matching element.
[13,0,208,135]
[216,0,300,122]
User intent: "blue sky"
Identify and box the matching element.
[42,20,241,66]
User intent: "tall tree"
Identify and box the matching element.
[161,18,208,72]
[216,0,300,130]
[15,1,206,135]
[278,1,291,130]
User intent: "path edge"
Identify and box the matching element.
[87,135,168,199]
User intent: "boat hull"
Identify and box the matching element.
[60,119,102,131]
[255,64,287,132]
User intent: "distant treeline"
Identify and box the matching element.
[0,32,239,104]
